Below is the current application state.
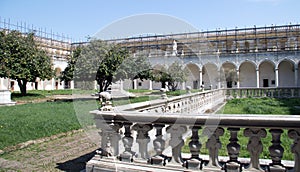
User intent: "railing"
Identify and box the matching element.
[87,88,300,172]
[119,89,225,114]
[226,87,300,99]
[88,110,300,172]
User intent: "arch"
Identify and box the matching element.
[184,63,200,89]
[278,60,295,87]
[259,60,275,87]
[54,67,62,78]
[221,62,237,88]
[276,58,296,69]
[202,63,219,89]
[239,61,257,87]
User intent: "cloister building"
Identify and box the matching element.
[1,18,300,91]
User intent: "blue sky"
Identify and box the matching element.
[0,0,299,41]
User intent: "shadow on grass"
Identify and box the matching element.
[55,150,96,172]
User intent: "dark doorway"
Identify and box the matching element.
[227,81,232,88]
[263,79,269,87]
[193,80,198,89]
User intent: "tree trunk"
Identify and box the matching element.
[17,79,27,96]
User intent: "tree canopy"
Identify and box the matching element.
[0,30,53,95]
[152,61,187,91]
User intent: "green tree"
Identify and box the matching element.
[152,61,187,91]
[0,30,53,95]
[115,54,152,82]
[74,39,130,92]
[60,46,81,86]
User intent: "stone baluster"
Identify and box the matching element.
[120,122,135,162]
[268,129,285,172]
[288,129,300,172]
[149,124,169,166]
[183,126,203,170]
[132,124,153,159]
[243,128,267,172]
[166,125,187,164]
[225,128,241,172]
[97,120,122,157]
[203,127,224,170]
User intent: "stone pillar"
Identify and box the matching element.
[218,70,221,89]
[70,81,74,89]
[166,125,187,164]
[41,81,44,90]
[183,126,203,170]
[133,79,137,90]
[132,124,153,159]
[61,81,65,90]
[0,78,5,90]
[51,78,55,90]
[268,129,285,172]
[288,129,300,172]
[149,124,168,166]
[120,80,124,90]
[120,122,135,162]
[236,70,240,88]
[149,80,153,90]
[182,82,186,90]
[225,128,241,171]
[203,127,224,170]
[295,67,298,87]
[256,69,260,88]
[244,128,267,172]
[275,68,279,87]
[199,70,203,89]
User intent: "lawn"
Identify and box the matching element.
[0,101,96,150]
[0,95,159,150]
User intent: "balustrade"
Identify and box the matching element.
[88,111,300,172]
[226,87,300,99]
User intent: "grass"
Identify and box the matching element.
[11,89,97,102]
[0,100,97,150]
[0,95,157,150]
[222,97,300,115]
[166,89,202,96]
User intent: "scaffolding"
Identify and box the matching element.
[0,17,72,60]
[106,24,300,56]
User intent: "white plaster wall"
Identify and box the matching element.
[239,62,256,87]
[202,64,218,89]
[185,64,200,89]
[259,61,275,87]
[278,61,295,87]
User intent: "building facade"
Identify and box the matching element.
[1,18,299,91]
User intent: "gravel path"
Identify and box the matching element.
[0,130,99,172]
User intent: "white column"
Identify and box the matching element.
[120,80,124,90]
[149,80,153,90]
[51,78,55,90]
[236,70,240,88]
[41,81,44,90]
[182,82,186,90]
[218,70,221,89]
[133,79,137,90]
[70,81,74,89]
[94,81,97,90]
[0,78,4,90]
[61,81,65,90]
[199,70,203,89]
[256,69,260,88]
[295,68,298,87]
[275,68,279,87]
